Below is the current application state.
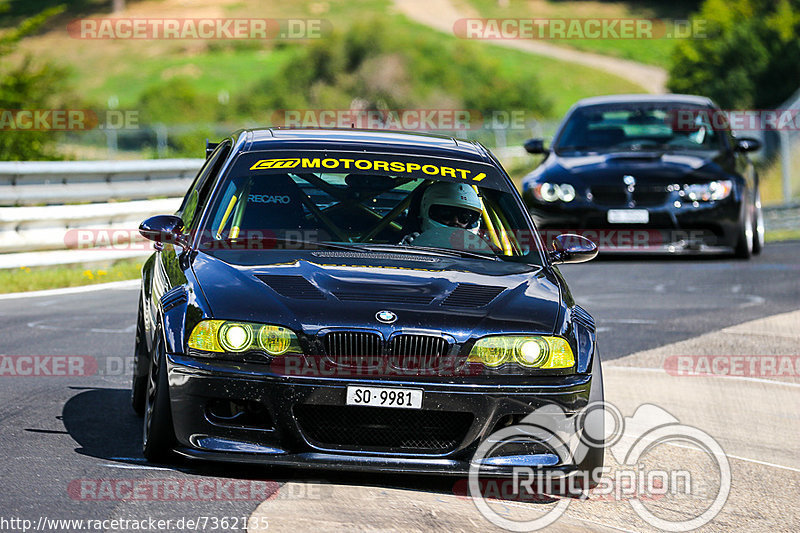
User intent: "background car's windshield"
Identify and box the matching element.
[199,152,538,261]
[555,103,725,154]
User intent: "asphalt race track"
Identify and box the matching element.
[0,241,798,532]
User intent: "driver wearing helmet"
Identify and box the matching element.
[400,182,483,245]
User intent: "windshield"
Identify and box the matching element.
[555,103,726,155]
[197,151,540,262]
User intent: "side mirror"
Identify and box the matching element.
[139,215,189,248]
[735,137,761,153]
[548,234,597,264]
[524,138,548,154]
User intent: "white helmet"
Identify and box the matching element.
[420,182,482,234]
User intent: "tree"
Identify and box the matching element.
[668,0,800,109]
[0,3,71,160]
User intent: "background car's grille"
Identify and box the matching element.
[590,186,627,206]
[590,185,669,207]
[294,404,473,453]
[324,331,383,367]
[633,187,670,206]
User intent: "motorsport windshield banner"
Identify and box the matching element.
[234,151,511,190]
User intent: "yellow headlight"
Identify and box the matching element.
[188,320,301,356]
[469,336,513,367]
[515,338,549,367]
[258,325,292,355]
[219,322,253,352]
[468,336,574,369]
[187,320,224,352]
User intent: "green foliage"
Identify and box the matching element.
[137,78,221,125]
[668,0,800,108]
[236,18,552,121]
[0,2,71,160]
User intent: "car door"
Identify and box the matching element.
[147,141,232,334]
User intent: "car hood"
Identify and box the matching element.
[530,150,730,185]
[191,250,562,341]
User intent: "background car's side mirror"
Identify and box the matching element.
[524,138,548,154]
[734,137,761,153]
[548,234,598,264]
[139,215,189,248]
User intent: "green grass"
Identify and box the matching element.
[79,46,297,108]
[0,258,143,294]
[13,0,645,121]
[758,148,800,206]
[765,229,800,243]
[461,0,700,67]
[477,40,644,116]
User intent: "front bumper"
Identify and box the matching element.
[525,192,743,253]
[167,354,602,476]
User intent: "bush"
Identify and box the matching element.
[668,0,800,109]
[236,17,551,122]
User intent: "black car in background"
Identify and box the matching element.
[521,94,764,258]
[132,128,603,478]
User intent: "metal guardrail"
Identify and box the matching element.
[764,202,800,232]
[0,159,203,206]
[0,160,202,260]
[0,158,797,269]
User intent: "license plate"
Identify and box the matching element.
[346,386,422,409]
[607,209,649,224]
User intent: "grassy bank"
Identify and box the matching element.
[462,0,700,67]
[0,259,143,294]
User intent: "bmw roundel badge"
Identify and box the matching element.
[376,310,397,324]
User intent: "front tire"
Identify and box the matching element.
[131,297,147,416]
[734,198,753,259]
[142,337,175,462]
[752,189,765,255]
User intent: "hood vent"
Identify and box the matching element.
[571,305,595,332]
[333,289,434,305]
[311,251,439,263]
[160,286,187,312]
[442,284,505,308]
[256,275,326,300]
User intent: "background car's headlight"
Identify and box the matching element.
[188,319,301,356]
[682,180,732,202]
[533,183,576,203]
[468,335,575,369]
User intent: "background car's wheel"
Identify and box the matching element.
[752,189,765,255]
[142,336,175,462]
[131,297,147,417]
[734,199,753,259]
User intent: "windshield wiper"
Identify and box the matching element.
[362,244,501,261]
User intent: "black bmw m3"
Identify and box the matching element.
[132,128,603,478]
[521,94,764,258]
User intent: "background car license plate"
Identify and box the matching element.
[607,209,649,224]
[346,386,422,409]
